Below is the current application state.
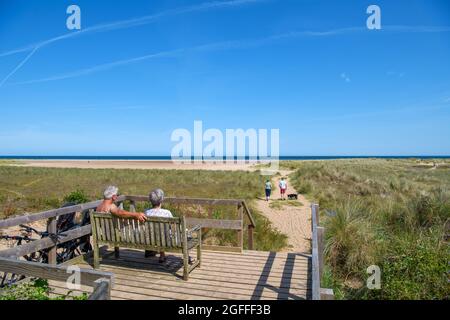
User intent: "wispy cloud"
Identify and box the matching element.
[387,71,405,78]
[0,0,266,87]
[5,23,450,86]
[340,72,351,83]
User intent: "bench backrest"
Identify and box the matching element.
[91,213,185,248]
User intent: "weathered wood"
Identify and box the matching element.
[126,195,242,206]
[49,249,311,300]
[90,213,201,280]
[311,203,320,300]
[0,224,92,259]
[129,200,136,213]
[88,278,111,300]
[248,225,254,250]
[185,218,242,230]
[241,200,256,228]
[237,204,244,250]
[202,245,242,253]
[317,226,325,280]
[182,216,189,281]
[47,217,57,264]
[320,288,334,300]
[0,196,126,229]
[0,256,113,287]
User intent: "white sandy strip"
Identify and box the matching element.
[10,160,264,171]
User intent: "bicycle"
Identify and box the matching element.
[0,203,93,287]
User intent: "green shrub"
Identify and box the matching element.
[63,189,90,204]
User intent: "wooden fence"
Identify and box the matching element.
[311,203,334,300]
[0,256,113,300]
[0,195,256,299]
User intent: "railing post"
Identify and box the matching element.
[247,225,254,250]
[47,217,57,265]
[129,200,136,212]
[312,203,319,230]
[237,204,244,250]
[317,226,325,280]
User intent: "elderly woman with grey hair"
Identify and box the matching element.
[96,186,147,222]
[144,188,173,262]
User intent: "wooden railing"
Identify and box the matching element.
[0,256,113,300]
[126,195,256,252]
[0,195,256,262]
[311,203,334,300]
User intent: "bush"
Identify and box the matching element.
[0,278,88,300]
[63,189,90,204]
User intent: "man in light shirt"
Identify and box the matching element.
[145,188,173,262]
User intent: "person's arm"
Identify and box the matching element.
[110,205,147,222]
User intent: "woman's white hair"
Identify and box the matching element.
[103,186,119,199]
[149,188,164,207]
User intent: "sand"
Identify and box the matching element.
[255,170,311,253]
[12,160,260,171]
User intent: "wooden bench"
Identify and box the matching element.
[91,213,202,280]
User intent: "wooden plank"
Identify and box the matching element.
[96,262,310,292]
[0,225,92,258]
[103,250,303,268]
[0,257,114,287]
[311,203,320,300]
[49,282,168,300]
[104,275,308,300]
[88,278,111,300]
[95,216,103,242]
[95,262,309,292]
[165,223,172,248]
[47,217,57,264]
[320,288,334,300]
[160,222,166,248]
[150,222,156,246]
[0,196,126,229]
[317,226,325,280]
[126,196,242,207]
[185,218,242,230]
[241,200,256,228]
[248,225,254,250]
[108,218,116,242]
[237,204,244,250]
[104,218,111,241]
[97,254,310,279]
[202,245,242,253]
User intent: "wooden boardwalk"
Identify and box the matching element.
[49,248,311,300]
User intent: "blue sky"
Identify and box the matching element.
[0,0,449,156]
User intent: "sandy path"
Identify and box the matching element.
[255,170,311,254]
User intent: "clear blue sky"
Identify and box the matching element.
[0,0,449,156]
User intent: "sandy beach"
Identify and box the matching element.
[11,160,264,171]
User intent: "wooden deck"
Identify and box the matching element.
[49,248,312,300]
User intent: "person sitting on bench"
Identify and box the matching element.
[144,188,173,263]
[96,185,147,222]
